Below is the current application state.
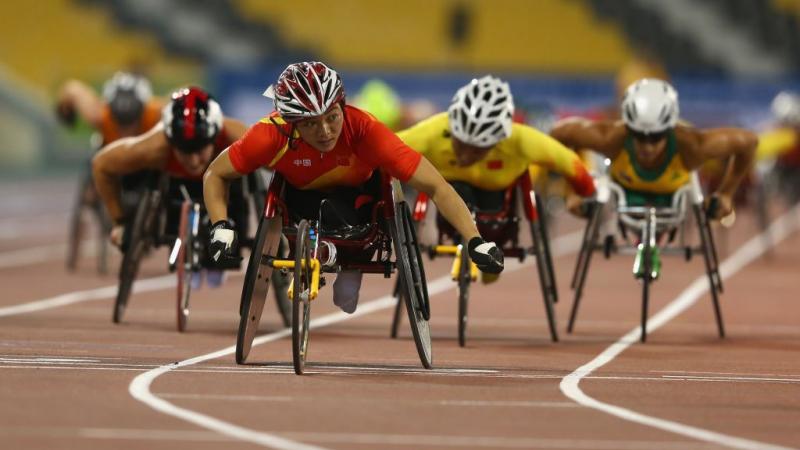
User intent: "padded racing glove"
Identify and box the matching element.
[468,237,504,274]
[209,219,242,269]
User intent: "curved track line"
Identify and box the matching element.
[128,231,583,449]
[560,206,800,450]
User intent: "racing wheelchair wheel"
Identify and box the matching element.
[457,244,471,347]
[235,213,282,364]
[66,169,111,274]
[390,195,433,369]
[113,186,161,323]
[530,216,559,343]
[175,201,199,332]
[291,220,313,375]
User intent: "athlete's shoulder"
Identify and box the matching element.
[398,112,449,140]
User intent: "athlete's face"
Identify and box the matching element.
[630,129,669,169]
[453,139,493,167]
[296,104,344,152]
[175,144,214,177]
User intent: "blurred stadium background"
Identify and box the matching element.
[2,0,799,174]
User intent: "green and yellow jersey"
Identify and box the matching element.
[609,130,690,206]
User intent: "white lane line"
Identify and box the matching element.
[560,205,800,450]
[655,370,800,378]
[58,427,711,449]
[128,231,584,450]
[0,275,174,317]
[273,431,720,450]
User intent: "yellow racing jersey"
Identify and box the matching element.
[609,130,690,204]
[397,112,594,195]
[757,127,798,160]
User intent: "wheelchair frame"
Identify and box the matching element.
[568,166,724,342]
[389,174,559,345]
[236,173,433,374]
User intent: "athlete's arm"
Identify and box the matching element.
[549,118,626,159]
[56,79,104,127]
[92,124,169,224]
[690,127,758,215]
[204,121,279,223]
[516,125,595,197]
[203,149,242,224]
[406,157,480,241]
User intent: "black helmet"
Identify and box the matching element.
[161,86,223,153]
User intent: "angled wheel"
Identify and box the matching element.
[176,201,199,332]
[567,201,602,333]
[531,219,559,342]
[457,245,471,347]
[694,205,725,338]
[535,193,558,303]
[292,220,313,375]
[391,200,433,369]
[236,213,282,364]
[113,188,159,323]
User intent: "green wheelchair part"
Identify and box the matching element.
[633,244,662,280]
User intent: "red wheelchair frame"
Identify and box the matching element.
[236,172,433,374]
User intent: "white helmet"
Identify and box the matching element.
[448,75,514,147]
[771,91,800,126]
[621,78,679,134]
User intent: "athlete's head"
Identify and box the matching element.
[448,75,514,166]
[771,91,800,127]
[103,72,152,127]
[162,86,223,175]
[621,78,679,166]
[264,61,345,152]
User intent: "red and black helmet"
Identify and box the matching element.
[162,86,223,153]
[264,61,345,121]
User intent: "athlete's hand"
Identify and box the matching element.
[706,193,733,221]
[110,224,125,248]
[209,219,242,269]
[55,101,76,127]
[468,237,504,274]
[566,193,592,218]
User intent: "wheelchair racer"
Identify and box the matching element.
[550,78,757,221]
[57,71,163,145]
[203,61,505,314]
[397,75,596,281]
[92,87,249,286]
[758,91,800,205]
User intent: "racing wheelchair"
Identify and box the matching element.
[389,173,559,346]
[112,170,290,332]
[568,162,724,342]
[66,133,111,274]
[236,172,433,375]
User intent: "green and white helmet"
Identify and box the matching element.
[448,75,514,147]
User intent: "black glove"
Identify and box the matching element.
[468,237,504,274]
[208,219,242,269]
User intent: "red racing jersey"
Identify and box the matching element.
[228,105,422,190]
